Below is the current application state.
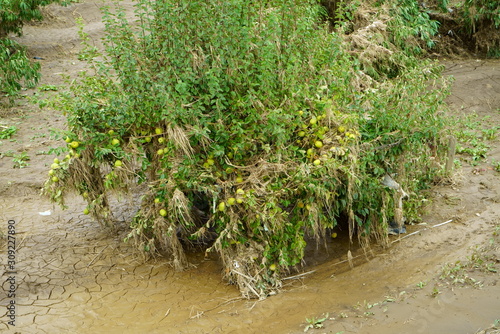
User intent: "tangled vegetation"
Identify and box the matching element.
[432,0,500,56]
[43,0,453,298]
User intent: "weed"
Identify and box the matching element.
[364,301,379,309]
[453,112,497,165]
[430,286,441,297]
[12,152,30,168]
[491,159,500,172]
[466,242,498,274]
[0,126,18,139]
[416,281,427,289]
[30,133,47,140]
[0,150,15,158]
[38,84,59,92]
[440,260,482,287]
[304,313,329,332]
[481,127,499,140]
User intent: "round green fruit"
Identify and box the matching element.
[111,138,120,146]
[159,209,167,217]
[70,141,79,149]
[155,127,162,135]
[227,197,236,205]
[52,176,59,182]
[114,160,122,167]
[83,208,90,215]
[218,202,226,212]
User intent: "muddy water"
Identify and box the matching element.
[0,186,361,333]
[0,188,468,333]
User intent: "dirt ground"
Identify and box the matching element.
[1,2,499,333]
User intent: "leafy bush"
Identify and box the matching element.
[45,0,450,297]
[0,38,40,98]
[386,0,440,54]
[1,0,52,37]
[0,0,62,98]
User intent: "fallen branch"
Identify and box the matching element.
[282,269,317,281]
[391,219,453,244]
[327,219,455,269]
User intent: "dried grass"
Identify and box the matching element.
[66,149,114,226]
[475,326,500,334]
[167,124,194,158]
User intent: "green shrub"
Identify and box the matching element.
[0,0,62,99]
[45,0,450,297]
[0,38,40,98]
[1,0,52,37]
[386,0,440,54]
